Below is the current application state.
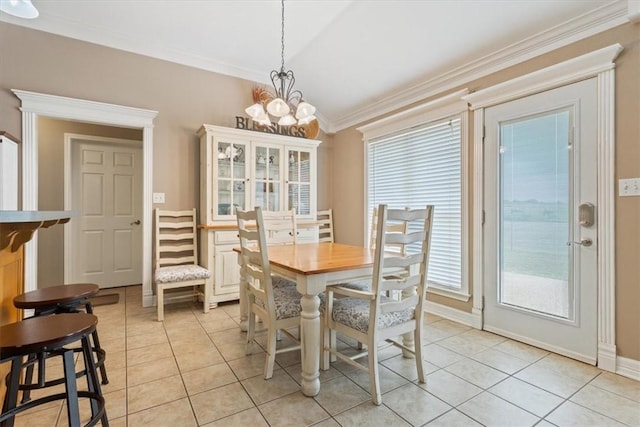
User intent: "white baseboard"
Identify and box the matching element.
[424,301,481,328]
[598,342,618,372]
[617,356,640,381]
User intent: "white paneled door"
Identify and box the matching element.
[483,78,598,364]
[70,138,142,288]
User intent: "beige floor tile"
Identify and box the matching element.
[13,404,61,427]
[309,418,341,427]
[127,374,187,413]
[126,356,179,387]
[383,383,451,425]
[175,346,226,373]
[570,384,640,426]
[103,388,127,420]
[429,319,471,337]
[380,353,439,381]
[100,365,127,392]
[171,339,218,356]
[469,348,531,375]
[493,340,549,363]
[545,401,626,426]
[591,371,640,402]
[204,407,269,427]
[422,343,465,368]
[340,362,409,395]
[108,416,127,427]
[313,376,371,415]
[334,401,411,426]
[199,317,240,333]
[456,329,508,347]
[209,328,248,345]
[515,363,587,398]
[228,352,276,380]
[259,392,331,427]
[457,392,540,427]
[218,341,254,361]
[488,377,563,417]
[126,341,174,366]
[444,358,508,389]
[128,397,197,427]
[126,329,169,349]
[104,349,126,369]
[418,369,482,406]
[241,369,301,405]
[101,336,126,353]
[190,382,255,425]
[425,409,482,426]
[534,353,601,383]
[182,362,237,395]
[126,319,165,337]
[438,335,489,356]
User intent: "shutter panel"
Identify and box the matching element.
[368,118,461,288]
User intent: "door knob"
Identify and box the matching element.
[567,238,592,247]
[130,220,141,225]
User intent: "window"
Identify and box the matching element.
[359,90,469,298]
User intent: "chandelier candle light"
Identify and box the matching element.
[245,0,316,127]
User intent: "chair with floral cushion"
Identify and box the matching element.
[236,207,304,379]
[154,209,212,321]
[324,204,434,405]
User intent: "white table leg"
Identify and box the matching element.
[300,294,321,396]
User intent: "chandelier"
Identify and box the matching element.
[245,0,316,127]
[0,0,39,19]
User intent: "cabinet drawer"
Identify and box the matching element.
[215,230,239,244]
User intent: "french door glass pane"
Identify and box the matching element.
[499,109,571,319]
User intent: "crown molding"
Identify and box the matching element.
[328,0,629,133]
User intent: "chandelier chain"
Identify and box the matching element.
[280,0,285,72]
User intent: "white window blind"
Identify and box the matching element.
[367,117,462,289]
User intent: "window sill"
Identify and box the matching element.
[426,285,471,302]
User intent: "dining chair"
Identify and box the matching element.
[236,207,304,379]
[324,204,434,405]
[154,209,212,321]
[262,209,298,244]
[317,209,334,242]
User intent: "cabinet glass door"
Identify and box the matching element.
[287,149,311,215]
[254,145,282,211]
[216,140,248,216]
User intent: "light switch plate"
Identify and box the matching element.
[153,192,165,203]
[619,178,640,197]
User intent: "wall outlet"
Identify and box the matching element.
[619,178,640,197]
[153,192,165,203]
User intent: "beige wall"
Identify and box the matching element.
[331,23,640,360]
[0,22,331,286]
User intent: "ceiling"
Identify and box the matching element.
[1,0,627,132]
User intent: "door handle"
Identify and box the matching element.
[567,238,592,247]
[130,220,141,225]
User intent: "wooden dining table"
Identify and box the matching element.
[235,242,377,397]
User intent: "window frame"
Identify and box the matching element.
[358,89,471,300]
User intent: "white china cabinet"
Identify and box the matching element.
[197,124,321,307]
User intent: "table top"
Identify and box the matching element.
[251,242,375,276]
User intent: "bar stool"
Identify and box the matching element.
[13,284,109,403]
[0,313,108,427]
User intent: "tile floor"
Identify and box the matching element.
[13,285,640,427]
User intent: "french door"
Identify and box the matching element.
[483,78,598,364]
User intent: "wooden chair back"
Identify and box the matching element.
[317,209,334,243]
[155,209,199,269]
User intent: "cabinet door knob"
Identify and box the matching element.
[130,220,141,225]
